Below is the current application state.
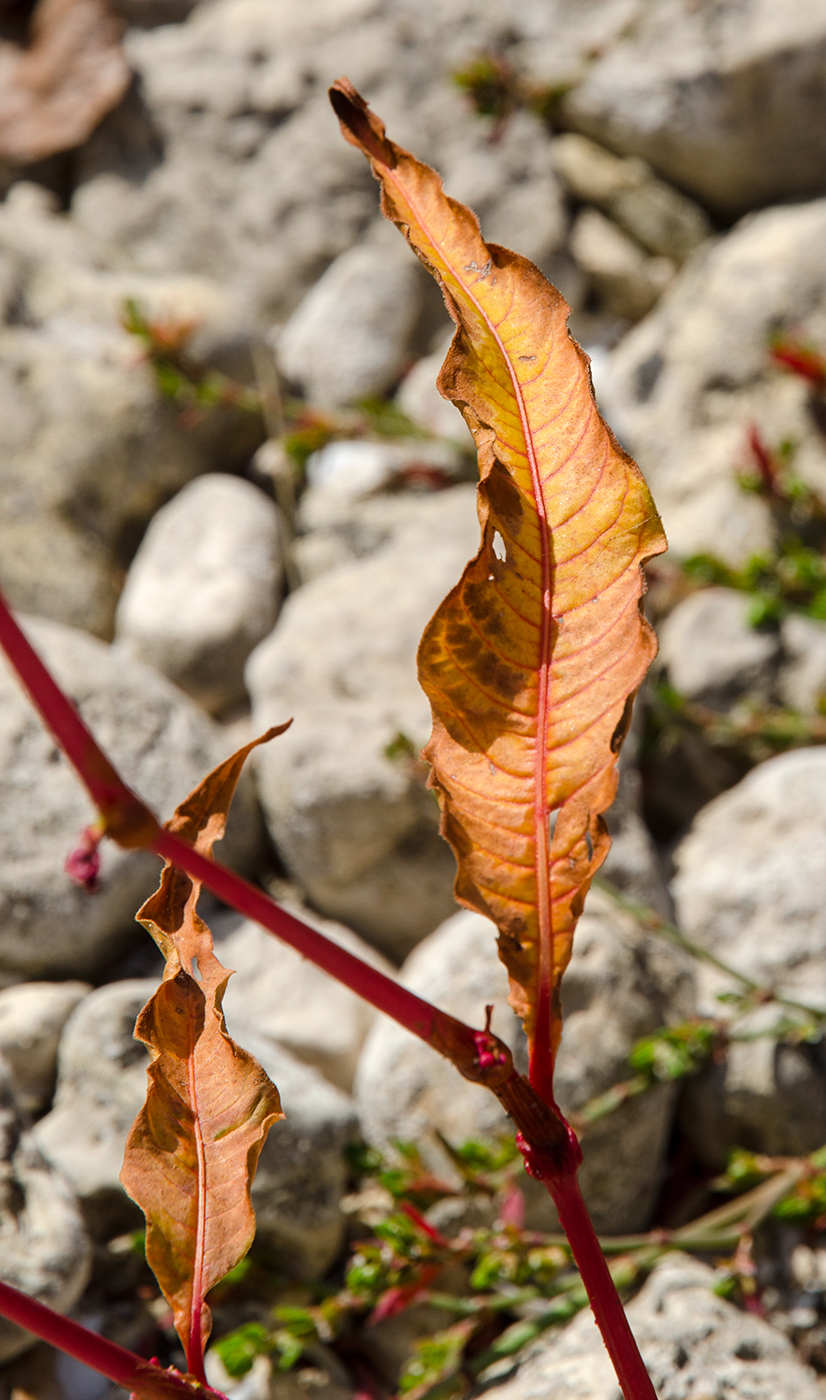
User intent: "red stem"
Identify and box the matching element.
[770,338,826,390]
[154,829,444,1043]
[746,424,783,498]
[0,600,156,846]
[0,608,111,806]
[0,1280,223,1400]
[399,1199,451,1247]
[0,591,476,1059]
[541,1168,656,1400]
[0,587,657,1399]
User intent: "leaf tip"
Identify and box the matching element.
[328,78,397,170]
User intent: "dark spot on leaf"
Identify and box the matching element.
[462,577,505,637]
[482,459,523,534]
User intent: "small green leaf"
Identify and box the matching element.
[213,1322,272,1378]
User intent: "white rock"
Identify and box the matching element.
[215,906,394,1092]
[570,207,675,321]
[0,192,264,636]
[354,910,526,1184]
[293,451,472,587]
[790,1244,826,1290]
[779,613,826,714]
[657,587,780,707]
[644,585,784,835]
[0,1063,91,1363]
[680,1003,826,1168]
[70,2,566,325]
[292,532,357,586]
[0,981,90,1116]
[32,980,158,1237]
[276,242,421,408]
[601,738,671,917]
[439,108,567,273]
[205,1351,273,1400]
[301,439,466,532]
[355,888,694,1233]
[672,747,826,1011]
[242,1035,360,1280]
[397,337,475,448]
[554,0,826,218]
[247,486,480,960]
[0,616,262,981]
[553,133,710,262]
[306,440,399,500]
[603,200,826,568]
[672,747,826,1161]
[477,1253,823,1400]
[115,474,283,716]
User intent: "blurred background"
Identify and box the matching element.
[3,2,826,1398]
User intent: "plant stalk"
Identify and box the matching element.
[0,1280,222,1400]
[520,1157,656,1400]
[0,588,569,1141]
[154,826,573,1162]
[0,588,654,1397]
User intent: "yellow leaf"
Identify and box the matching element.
[121,731,287,1378]
[330,81,666,1101]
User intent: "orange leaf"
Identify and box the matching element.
[330,81,666,1101]
[121,730,288,1379]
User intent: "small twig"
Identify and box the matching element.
[250,343,304,591]
[251,340,285,442]
[596,880,826,1021]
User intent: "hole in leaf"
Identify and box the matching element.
[548,809,559,848]
[492,530,506,562]
[191,957,203,982]
[585,828,593,861]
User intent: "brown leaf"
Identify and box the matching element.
[137,725,290,972]
[330,80,666,1100]
[0,0,129,165]
[121,729,289,1378]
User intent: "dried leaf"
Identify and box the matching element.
[121,729,289,1376]
[330,81,666,1097]
[0,0,129,166]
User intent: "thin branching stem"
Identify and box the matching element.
[596,880,826,1020]
[0,1280,222,1400]
[0,587,568,1145]
[0,587,646,1398]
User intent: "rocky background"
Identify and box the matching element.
[3,1,826,1398]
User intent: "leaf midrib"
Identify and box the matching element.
[186,994,208,1379]
[383,162,556,1096]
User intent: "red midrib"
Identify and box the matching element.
[186,1005,208,1383]
[384,168,555,1101]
